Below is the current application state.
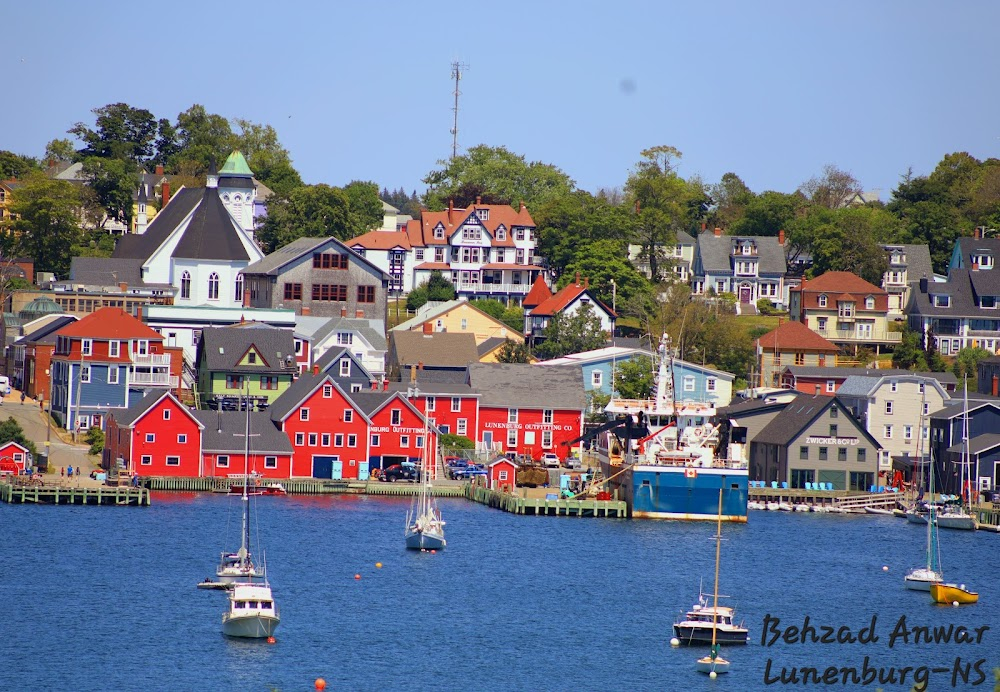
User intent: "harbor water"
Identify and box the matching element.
[2,493,998,691]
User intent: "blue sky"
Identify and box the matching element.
[3,1,998,202]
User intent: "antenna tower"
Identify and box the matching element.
[450,61,469,159]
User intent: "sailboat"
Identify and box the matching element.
[404,387,446,551]
[937,382,977,531]
[220,394,280,638]
[904,463,943,591]
[695,487,732,676]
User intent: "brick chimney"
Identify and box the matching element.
[778,229,786,245]
[355,310,364,318]
[975,227,983,239]
[161,181,170,207]
[423,321,434,334]
[383,379,389,391]
[714,227,722,237]
[972,262,979,271]
[302,306,311,316]
[448,199,454,223]
[701,222,707,231]
[574,271,581,285]
[119,282,127,293]
[476,196,482,205]
[313,364,319,375]
[584,277,589,289]
[155,164,164,175]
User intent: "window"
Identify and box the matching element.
[208,272,219,300]
[313,252,349,269]
[933,295,950,308]
[497,227,506,241]
[542,430,553,448]
[923,402,929,415]
[217,455,229,468]
[295,433,305,446]
[108,367,119,384]
[883,425,893,439]
[830,406,838,418]
[508,408,518,424]
[322,433,331,447]
[838,448,847,462]
[683,376,695,392]
[80,364,91,383]
[140,455,152,466]
[247,352,257,364]
[312,284,348,301]
[499,470,509,481]
[885,401,893,415]
[818,294,828,308]
[82,339,92,356]
[706,378,717,392]
[400,435,409,448]
[451,397,461,412]
[347,434,357,447]
[340,359,351,377]
[794,352,805,366]
[336,332,353,346]
[799,446,808,460]
[457,419,467,435]
[819,447,828,461]
[829,425,838,437]
[177,434,187,444]
[826,380,836,393]
[865,296,875,309]
[817,317,828,331]
[235,273,244,303]
[308,433,318,446]
[426,396,436,412]
[260,376,278,390]
[857,448,867,462]
[109,340,120,358]
[163,409,171,421]
[415,249,424,261]
[264,456,277,469]
[592,371,603,387]
[226,375,243,389]
[918,382,925,394]
[145,433,155,443]
[335,433,344,447]
[370,434,380,447]
[890,381,898,393]
[507,429,518,447]
[284,283,303,300]
[323,385,333,398]
[357,285,376,303]
[344,410,353,423]
[181,271,191,299]
[904,425,913,440]
[543,409,554,425]
[300,408,310,421]
[387,409,401,426]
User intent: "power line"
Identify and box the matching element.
[450,61,469,160]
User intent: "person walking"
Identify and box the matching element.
[20,391,25,405]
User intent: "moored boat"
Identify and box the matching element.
[930,583,979,605]
[404,382,446,551]
[222,583,280,637]
[673,600,748,646]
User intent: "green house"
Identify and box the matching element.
[195,325,299,408]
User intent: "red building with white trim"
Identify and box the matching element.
[488,456,517,490]
[352,391,439,477]
[104,391,204,477]
[0,441,31,474]
[388,382,479,441]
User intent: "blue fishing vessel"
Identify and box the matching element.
[592,334,748,522]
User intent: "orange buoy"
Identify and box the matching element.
[267,636,276,644]
[315,678,327,691]
[354,573,361,580]
[375,562,383,568]
[430,549,436,554]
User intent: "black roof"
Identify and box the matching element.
[752,394,879,449]
[193,411,293,454]
[198,326,297,373]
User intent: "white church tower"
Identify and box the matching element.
[217,150,257,233]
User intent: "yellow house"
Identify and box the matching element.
[393,299,525,347]
[0,179,22,225]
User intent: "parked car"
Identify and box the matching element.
[0,376,10,397]
[380,463,417,482]
[541,453,561,468]
[565,455,583,470]
[446,459,470,479]
[453,465,487,480]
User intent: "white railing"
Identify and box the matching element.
[131,354,171,366]
[816,329,902,343]
[456,282,532,294]
[130,372,179,387]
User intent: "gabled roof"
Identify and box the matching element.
[928,400,1000,421]
[477,337,507,358]
[268,372,367,423]
[530,276,615,318]
[113,391,202,429]
[883,244,933,282]
[753,395,878,447]
[756,321,839,353]
[468,363,586,410]
[522,275,553,309]
[313,346,374,380]
[835,374,949,400]
[391,299,524,338]
[781,365,958,386]
[716,396,795,418]
[55,307,162,341]
[194,411,293,454]
[908,268,983,317]
[308,316,387,351]
[390,331,479,369]
[347,390,436,427]
[347,230,412,251]
[15,315,78,346]
[199,326,296,373]
[696,232,787,275]
[244,236,389,280]
[793,271,886,295]
[410,203,536,247]
[946,432,1000,455]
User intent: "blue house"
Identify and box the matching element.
[929,399,1000,495]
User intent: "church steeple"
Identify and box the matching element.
[136,183,148,234]
[206,158,219,189]
[217,150,256,233]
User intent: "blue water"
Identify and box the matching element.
[2,495,998,691]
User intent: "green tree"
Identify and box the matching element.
[1,173,83,276]
[426,270,457,302]
[731,190,804,237]
[706,172,754,230]
[342,180,384,233]
[534,190,635,277]
[168,104,237,176]
[534,303,608,360]
[440,433,474,450]
[257,184,351,252]
[231,118,303,196]
[85,426,105,455]
[799,164,863,209]
[81,156,137,230]
[0,416,39,458]
[613,356,654,399]
[469,298,506,320]
[0,151,40,179]
[803,206,901,284]
[422,144,575,210]
[891,329,928,370]
[559,239,651,308]
[44,139,76,164]
[953,346,992,386]
[69,102,162,165]
[494,339,532,363]
[406,285,428,311]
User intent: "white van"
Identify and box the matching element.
[0,376,10,397]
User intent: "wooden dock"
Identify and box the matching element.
[0,480,150,506]
[749,487,903,511]
[144,475,466,497]
[466,484,627,518]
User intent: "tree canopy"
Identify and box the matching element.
[0,173,83,277]
[534,303,608,360]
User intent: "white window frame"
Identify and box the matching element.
[344,409,353,423]
[543,409,553,424]
[177,434,187,444]
[884,425,893,439]
[885,401,893,415]
[216,455,229,468]
[82,339,92,356]
[706,378,716,392]
[426,396,436,412]
[295,433,305,446]
[683,376,695,392]
[109,341,119,358]
[391,409,402,425]
[400,435,409,448]
[308,433,318,446]
[457,419,467,435]
[323,385,333,398]
[108,367,119,385]
[826,380,836,393]
[300,408,310,421]
[340,359,351,377]
[508,408,518,424]
[335,433,344,447]
[166,456,180,467]
[163,409,171,420]
[347,434,357,448]
[264,456,277,469]
[542,430,553,448]
[140,455,152,466]
[506,429,518,447]
[80,364,91,384]
[322,433,331,447]
[451,397,461,412]
[370,434,380,447]
[818,294,828,308]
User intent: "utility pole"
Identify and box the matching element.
[450,61,469,160]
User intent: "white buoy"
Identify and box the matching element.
[670,637,680,647]
[710,671,717,679]
[882,566,889,572]
[953,601,959,607]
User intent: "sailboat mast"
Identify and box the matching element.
[710,486,723,653]
[962,382,970,508]
[242,388,251,569]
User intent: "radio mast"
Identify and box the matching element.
[450,61,468,159]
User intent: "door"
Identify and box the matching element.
[312,455,339,479]
[856,322,873,339]
[483,431,493,450]
[358,461,370,481]
[739,284,752,303]
[332,460,343,480]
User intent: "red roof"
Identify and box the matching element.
[522,275,553,309]
[347,230,412,251]
[56,307,163,340]
[792,271,886,295]
[530,275,615,318]
[414,202,535,247]
[414,262,451,270]
[757,320,839,352]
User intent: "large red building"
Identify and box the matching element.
[105,391,204,477]
[194,410,294,479]
[353,391,439,477]
[388,382,479,441]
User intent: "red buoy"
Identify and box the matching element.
[267,636,276,644]
[315,678,327,691]
[354,574,361,580]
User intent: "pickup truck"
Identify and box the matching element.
[452,465,487,480]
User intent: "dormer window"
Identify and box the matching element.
[461,226,480,241]
[981,296,996,309]
[477,208,489,221]
[433,224,444,239]
[496,226,506,241]
[974,253,994,269]
[864,295,875,310]
[818,294,828,308]
[838,301,855,318]
[933,294,951,308]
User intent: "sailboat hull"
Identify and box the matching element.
[405,529,446,551]
[904,568,943,591]
[695,656,730,674]
[936,514,976,531]
[222,613,280,638]
[673,624,749,645]
[930,583,979,605]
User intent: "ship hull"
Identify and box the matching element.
[603,460,748,522]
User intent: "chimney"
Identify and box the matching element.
[701,222,707,231]
[155,164,164,175]
[410,365,417,384]
[476,196,482,205]
[418,361,424,370]
[714,227,722,237]
[975,227,982,239]
[119,282,127,293]
[919,276,928,293]
[423,322,434,334]
[584,277,589,289]
[520,202,526,212]
[313,364,319,376]
[341,307,347,317]
[574,271,581,286]
[161,181,170,207]
[448,199,454,223]
[383,378,390,391]
[371,380,378,390]
[993,375,998,398]
[355,310,364,318]
[778,229,785,245]
[815,385,821,395]
[972,262,979,271]
[243,288,251,307]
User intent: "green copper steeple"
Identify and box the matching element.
[219,150,254,177]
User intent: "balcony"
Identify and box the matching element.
[815,329,902,344]
[130,371,179,387]
[455,282,532,295]
[131,354,171,366]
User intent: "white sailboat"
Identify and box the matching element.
[221,394,280,638]
[904,462,943,591]
[405,383,446,551]
[695,487,731,676]
[937,383,977,531]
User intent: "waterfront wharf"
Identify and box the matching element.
[145,476,466,497]
[0,479,150,506]
[466,484,627,518]
[750,487,902,511]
